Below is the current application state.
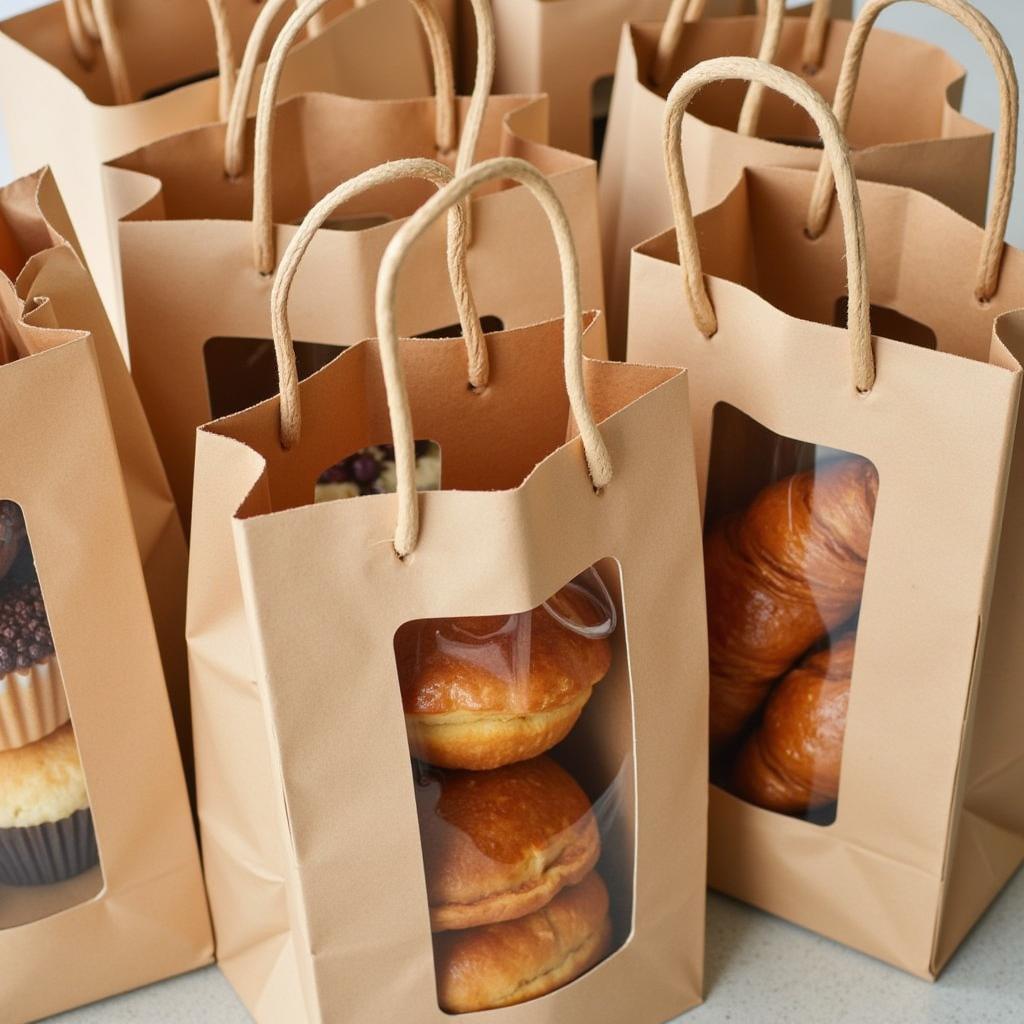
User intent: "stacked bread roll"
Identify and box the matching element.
[396,574,616,1013]
[0,501,99,888]
[703,457,878,816]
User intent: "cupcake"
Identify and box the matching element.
[0,577,69,751]
[0,501,25,581]
[0,722,99,886]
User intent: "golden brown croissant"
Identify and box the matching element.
[732,634,856,815]
[705,457,877,748]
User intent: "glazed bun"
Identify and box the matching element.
[434,871,612,1013]
[418,756,600,932]
[397,584,612,770]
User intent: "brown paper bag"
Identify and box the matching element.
[0,168,211,1023]
[460,0,839,158]
[187,154,706,1021]
[0,0,452,342]
[600,0,998,357]
[106,0,606,532]
[0,168,193,766]
[627,55,1024,978]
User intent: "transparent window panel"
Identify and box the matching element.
[204,336,343,421]
[704,405,878,826]
[315,441,442,502]
[395,562,632,1013]
[591,75,614,163]
[0,502,103,927]
[140,67,218,100]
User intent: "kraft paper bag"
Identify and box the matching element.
[459,0,842,159]
[106,0,607,533]
[0,169,193,767]
[0,168,211,1023]
[600,0,998,357]
[0,0,451,343]
[187,155,706,1022]
[627,55,1024,978]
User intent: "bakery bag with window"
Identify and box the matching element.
[0,0,450,341]
[458,0,829,159]
[600,0,997,356]
[0,168,211,1024]
[104,0,606,533]
[628,55,1024,979]
[187,156,706,1022]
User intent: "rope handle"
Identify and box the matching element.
[63,0,236,114]
[651,0,833,91]
[375,157,613,558]
[805,0,1018,302]
[664,57,875,392]
[227,0,494,274]
[270,158,487,450]
[650,0,790,138]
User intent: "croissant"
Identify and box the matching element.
[732,634,856,815]
[705,457,877,748]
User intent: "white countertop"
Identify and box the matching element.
[48,867,1024,1023]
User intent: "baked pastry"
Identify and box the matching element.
[0,576,69,751]
[705,457,877,748]
[0,501,25,581]
[0,722,99,886]
[397,583,613,769]
[733,634,856,815]
[417,756,600,931]
[434,870,612,1013]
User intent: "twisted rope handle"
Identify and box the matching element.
[802,0,832,73]
[738,0,787,137]
[87,0,131,103]
[376,157,613,558]
[62,0,95,66]
[664,57,875,392]
[650,0,789,138]
[63,0,236,112]
[805,0,1018,302]
[270,158,487,450]
[224,0,467,275]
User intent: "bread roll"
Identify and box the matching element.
[733,634,855,814]
[434,871,612,1013]
[397,584,612,769]
[705,457,876,748]
[418,756,600,932]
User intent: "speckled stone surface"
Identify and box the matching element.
[48,867,1023,1023]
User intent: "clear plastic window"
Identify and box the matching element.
[204,336,342,421]
[140,68,218,101]
[395,563,631,1012]
[833,298,937,351]
[315,441,442,502]
[704,406,877,826]
[591,76,614,162]
[0,502,102,927]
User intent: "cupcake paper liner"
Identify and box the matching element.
[0,657,69,752]
[0,807,98,887]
